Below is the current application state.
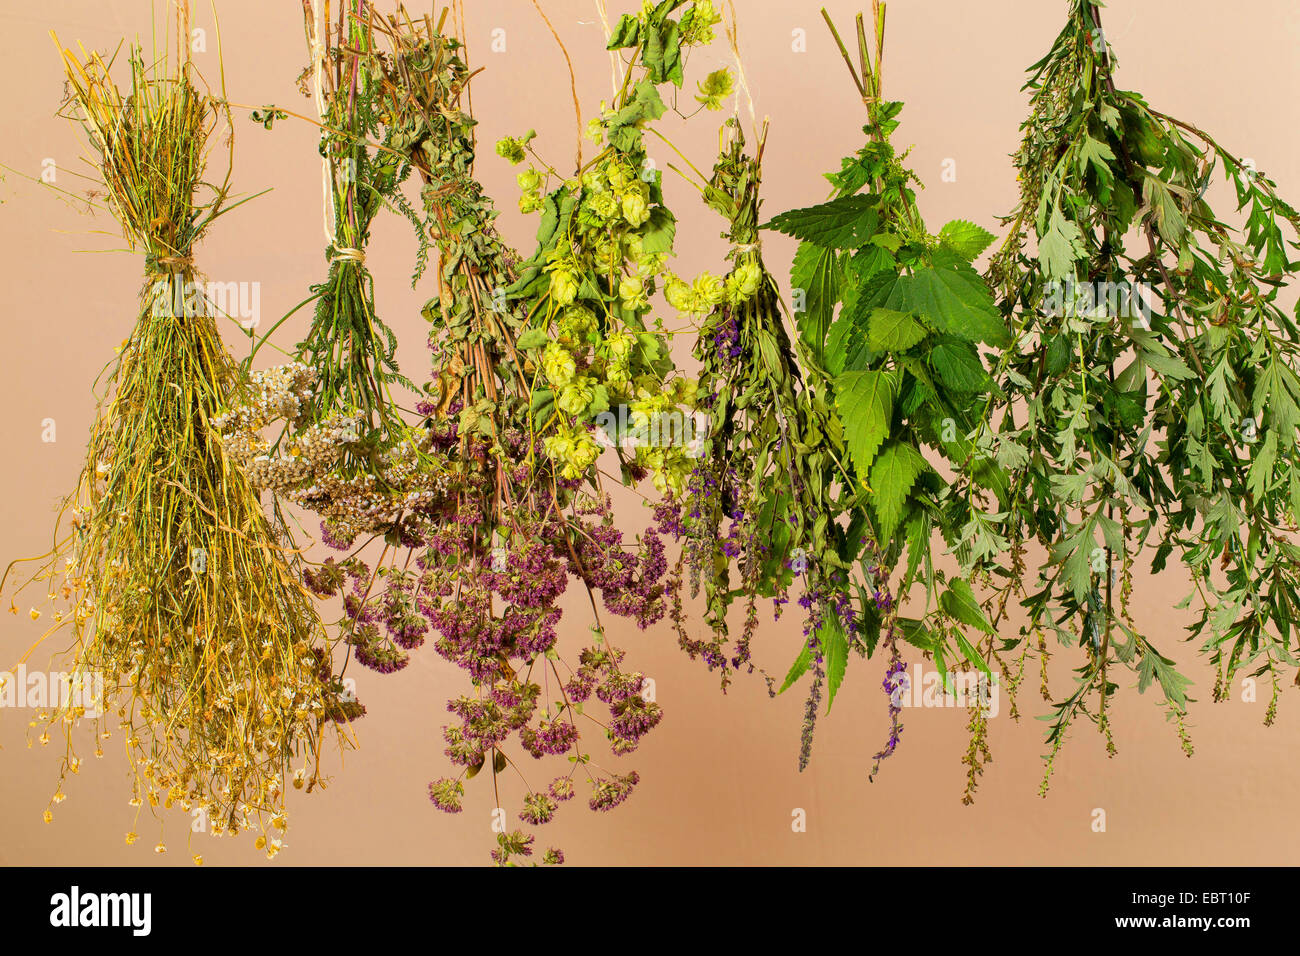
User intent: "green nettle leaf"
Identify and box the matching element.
[930,338,994,392]
[826,314,865,377]
[869,440,928,541]
[867,307,928,352]
[779,642,812,694]
[940,578,997,639]
[835,369,897,479]
[765,194,880,248]
[938,219,996,261]
[791,241,840,357]
[821,613,850,712]
[758,11,1019,782]
[1038,204,1086,280]
[864,260,1009,347]
[954,632,992,677]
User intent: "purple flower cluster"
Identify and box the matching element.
[710,308,744,366]
[863,540,906,781]
[588,771,640,812]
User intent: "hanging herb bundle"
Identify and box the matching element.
[763,4,1013,778]
[1,19,357,860]
[286,3,722,865]
[658,114,861,735]
[216,0,446,547]
[950,0,1300,794]
[502,0,721,501]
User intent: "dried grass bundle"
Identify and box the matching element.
[3,16,358,856]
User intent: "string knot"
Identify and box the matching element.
[147,254,195,274]
[330,246,367,266]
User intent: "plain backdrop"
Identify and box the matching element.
[1,0,1298,866]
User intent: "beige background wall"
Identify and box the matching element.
[1,0,1297,866]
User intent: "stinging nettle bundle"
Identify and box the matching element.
[3,19,357,859]
[761,4,1012,784]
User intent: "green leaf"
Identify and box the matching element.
[607,13,641,49]
[607,81,667,152]
[930,338,994,392]
[790,241,839,357]
[1077,135,1116,176]
[835,370,897,480]
[826,314,864,377]
[954,632,992,677]
[869,441,928,541]
[940,578,997,638]
[821,613,849,712]
[1247,430,1279,500]
[1136,642,1192,710]
[1038,204,1086,280]
[778,643,812,694]
[517,328,549,350]
[640,206,677,255]
[867,308,928,352]
[938,220,996,261]
[1143,173,1188,246]
[765,194,880,249]
[863,260,1009,347]
[1140,343,1194,381]
[897,617,934,652]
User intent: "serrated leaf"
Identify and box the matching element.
[790,241,839,358]
[953,632,992,676]
[1038,204,1086,280]
[1077,135,1116,176]
[869,440,927,541]
[778,643,812,694]
[930,338,994,392]
[826,314,864,376]
[765,194,880,249]
[821,613,849,712]
[864,261,1009,347]
[1136,642,1192,710]
[940,578,997,639]
[835,370,897,479]
[939,220,996,261]
[867,308,928,352]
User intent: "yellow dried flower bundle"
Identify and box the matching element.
[2,10,359,851]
